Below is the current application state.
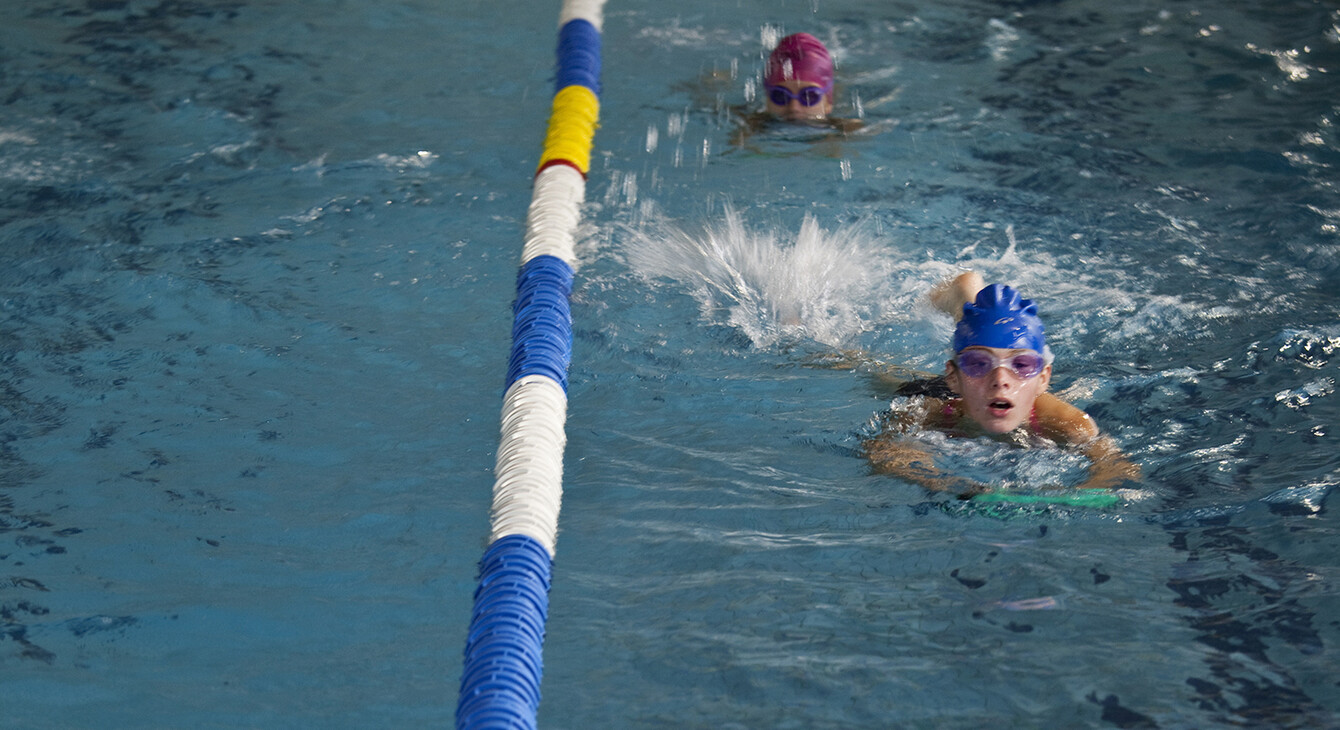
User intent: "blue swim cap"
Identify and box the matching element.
[952,284,1049,357]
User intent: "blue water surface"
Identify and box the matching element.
[2,0,1338,728]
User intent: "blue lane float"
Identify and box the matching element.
[458,536,553,726]
[507,256,575,391]
[457,2,604,728]
[555,19,602,94]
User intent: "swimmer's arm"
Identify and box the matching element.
[1033,394,1140,490]
[804,350,931,400]
[930,271,986,320]
[806,271,986,384]
[865,429,986,497]
[1077,436,1141,491]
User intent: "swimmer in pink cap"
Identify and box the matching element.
[763,33,835,121]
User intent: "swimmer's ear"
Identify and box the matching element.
[1039,365,1052,392]
[944,360,963,396]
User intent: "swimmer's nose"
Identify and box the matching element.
[987,366,1017,388]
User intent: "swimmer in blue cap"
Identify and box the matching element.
[866,271,1138,494]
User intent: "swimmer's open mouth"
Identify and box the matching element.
[988,398,1014,414]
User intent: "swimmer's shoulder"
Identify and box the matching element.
[1033,392,1100,445]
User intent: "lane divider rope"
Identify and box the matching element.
[456,2,604,728]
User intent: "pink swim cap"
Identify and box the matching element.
[765,33,833,90]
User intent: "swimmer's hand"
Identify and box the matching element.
[929,271,986,320]
[1076,436,1141,491]
[955,483,991,500]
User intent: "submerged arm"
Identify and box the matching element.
[865,431,985,496]
[864,405,988,497]
[1033,393,1140,490]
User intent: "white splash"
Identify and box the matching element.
[621,205,902,349]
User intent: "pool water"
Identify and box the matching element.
[2,0,1338,727]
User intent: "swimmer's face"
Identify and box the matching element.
[764,79,833,121]
[945,346,1052,436]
